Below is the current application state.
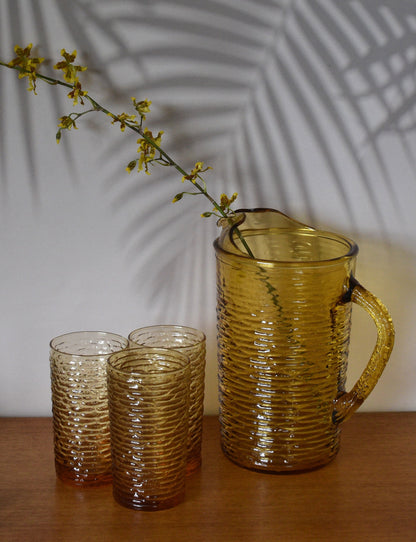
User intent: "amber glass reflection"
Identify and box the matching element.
[215,209,394,473]
[49,331,129,487]
[107,347,190,511]
[128,325,206,475]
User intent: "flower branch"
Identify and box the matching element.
[0,44,254,257]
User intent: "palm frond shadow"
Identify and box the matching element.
[2,0,415,324]
[0,0,148,198]
[96,0,416,319]
[336,2,416,166]
[310,1,411,214]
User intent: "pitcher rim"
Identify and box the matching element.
[214,208,358,266]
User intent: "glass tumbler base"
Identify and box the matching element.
[55,461,112,488]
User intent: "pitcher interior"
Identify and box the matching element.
[232,229,357,263]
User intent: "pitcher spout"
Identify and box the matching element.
[216,208,315,259]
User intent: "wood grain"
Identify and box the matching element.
[1,413,415,541]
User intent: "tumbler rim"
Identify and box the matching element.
[50,330,129,357]
[128,324,206,348]
[107,346,190,378]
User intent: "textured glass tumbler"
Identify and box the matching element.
[49,331,129,487]
[215,209,394,473]
[128,325,206,474]
[107,347,190,511]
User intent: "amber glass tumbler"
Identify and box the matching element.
[49,331,129,486]
[107,347,190,511]
[128,325,206,474]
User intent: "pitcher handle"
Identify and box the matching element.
[333,277,395,424]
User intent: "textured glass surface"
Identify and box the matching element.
[128,325,206,474]
[107,347,190,510]
[49,331,129,486]
[215,210,394,473]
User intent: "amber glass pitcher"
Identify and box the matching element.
[214,209,394,473]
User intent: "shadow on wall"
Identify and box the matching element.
[2,0,415,221]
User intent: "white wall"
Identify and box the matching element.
[0,0,415,416]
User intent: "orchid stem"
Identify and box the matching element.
[0,58,255,258]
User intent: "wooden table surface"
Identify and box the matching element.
[1,413,415,542]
